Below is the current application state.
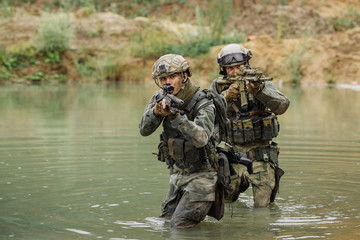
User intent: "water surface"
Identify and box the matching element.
[0,84,359,240]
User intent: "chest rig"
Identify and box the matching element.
[158,90,216,174]
[226,88,280,146]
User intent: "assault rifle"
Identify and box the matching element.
[215,65,273,110]
[217,147,253,174]
[156,83,184,116]
[215,65,273,93]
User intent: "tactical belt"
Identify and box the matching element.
[247,143,279,165]
[173,163,217,174]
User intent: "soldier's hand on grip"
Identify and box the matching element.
[153,99,172,117]
[224,83,240,101]
[246,80,262,94]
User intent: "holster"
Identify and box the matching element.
[157,140,173,174]
[270,166,285,202]
[207,183,224,220]
[217,152,232,190]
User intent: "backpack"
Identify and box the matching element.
[183,89,228,143]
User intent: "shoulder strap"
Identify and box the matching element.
[184,90,207,113]
[205,89,228,142]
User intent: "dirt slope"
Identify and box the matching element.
[1,1,360,85]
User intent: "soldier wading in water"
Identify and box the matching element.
[211,44,290,207]
[139,54,225,228]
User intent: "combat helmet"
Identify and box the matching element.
[217,44,252,75]
[152,54,192,87]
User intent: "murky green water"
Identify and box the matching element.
[0,83,359,240]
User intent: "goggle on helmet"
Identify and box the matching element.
[217,44,252,75]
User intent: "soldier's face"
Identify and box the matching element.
[225,64,244,76]
[160,73,185,95]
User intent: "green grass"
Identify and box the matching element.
[330,6,360,31]
[130,19,175,59]
[286,42,307,85]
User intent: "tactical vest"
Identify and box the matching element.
[158,90,217,174]
[226,89,280,146]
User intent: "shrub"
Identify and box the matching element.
[0,0,14,18]
[166,4,246,58]
[286,42,307,85]
[74,55,98,80]
[98,54,124,81]
[130,20,175,59]
[34,13,74,53]
[166,29,246,58]
[279,0,288,6]
[75,51,126,81]
[205,0,232,41]
[0,46,37,72]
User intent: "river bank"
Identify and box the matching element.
[1,1,360,85]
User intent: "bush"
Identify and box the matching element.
[206,0,232,41]
[0,66,12,81]
[286,43,307,85]
[330,6,360,31]
[0,0,14,18]
[166,28,247,58]
[98,54,124,81]
[0,46,37,72]
[130,20,175,59]
[166,3,246,58]
[166,35,214,58]
[34,13,74,52]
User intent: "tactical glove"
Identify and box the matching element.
[224,83,240,101]
[246,81,262,94]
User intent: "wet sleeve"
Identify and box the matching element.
[139,93,163,136]
[255,81,290,115]
[170,101,215,148]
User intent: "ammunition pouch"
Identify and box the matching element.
[247,142,280,166]
[157,140,168,163]
[228,114,280,145]
[157,140,174,174]
[168,138,204,173]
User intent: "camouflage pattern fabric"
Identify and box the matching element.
[139,80,217,227]
[140,81,216,148]
[210,79,290,207]
[160,172,217,228]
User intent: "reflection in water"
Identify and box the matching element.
[0,84,359,240]
[66,228,92,235]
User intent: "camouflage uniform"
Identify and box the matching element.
[211,44,290,207]
[140,54,218,228]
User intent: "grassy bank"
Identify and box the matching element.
[1,1,360,85]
